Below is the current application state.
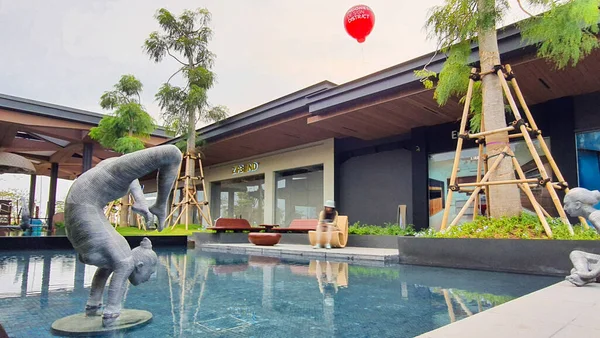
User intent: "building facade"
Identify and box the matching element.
[161,24,600,230]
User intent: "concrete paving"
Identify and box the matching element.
[418,281,600,337]
[199,243,399,265]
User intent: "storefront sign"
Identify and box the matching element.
[232,161,259,175]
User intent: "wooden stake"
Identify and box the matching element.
[512,156,553,237]
[473,143,484,220]
[506,64,589,230]
[440,73,476,231]
[518,184,552,218]
[448,146,509,228]
[167,153,213,230]
[497,67,573,234]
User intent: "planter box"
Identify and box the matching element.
[397,237,600,276]
[192,232,399,248]
[347,235,399,249]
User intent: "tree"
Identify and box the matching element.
[416,0,599,218]
[144,8,229,225]
[55,200,65,214]
[90,75,156,226]
[0,189,28,224]
[90,74,156,154]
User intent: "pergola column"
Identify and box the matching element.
[28,174,36,215]
[82,142,93,173]
[47,163,59,232]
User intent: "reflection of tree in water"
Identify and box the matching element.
[234,191,263,225]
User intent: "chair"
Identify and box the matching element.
[206,218,265,233]
[272,219,318,233]
[308,215,349,248]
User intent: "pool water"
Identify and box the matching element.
[0,248,560,337]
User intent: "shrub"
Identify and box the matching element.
[415,213,600,240]
[348,222,416,236]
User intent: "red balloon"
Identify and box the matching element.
[344,5,375,43]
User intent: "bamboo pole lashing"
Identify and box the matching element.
[468,126,515,139]
[496,67,573,234]
[168,153,212,230]
[506,64,589,230]
[440,73,476,231]
[473,143,484,220]
[458,178,539,187]
[449,147,509,227]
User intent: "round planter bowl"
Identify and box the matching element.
[248,233,282,246]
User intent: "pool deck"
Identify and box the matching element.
[198,243,399,265]
[418,281,600,337]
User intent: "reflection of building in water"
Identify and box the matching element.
[0,253,89,302]
[249,256,280,310]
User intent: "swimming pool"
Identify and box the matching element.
[0,248,560,337]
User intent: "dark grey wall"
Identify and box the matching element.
[340,149,412,225]
[574,91,600,132]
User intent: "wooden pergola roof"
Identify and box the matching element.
[0,94,169,179]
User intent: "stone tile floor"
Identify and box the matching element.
[199,243,400,265]
[418,281,600,337]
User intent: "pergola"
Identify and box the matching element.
[0,94,169,229]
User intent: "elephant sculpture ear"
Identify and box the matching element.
[140,237,153,249]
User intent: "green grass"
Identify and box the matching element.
[416,213,600,240]
[115,224,215,236]
[348,222,416,236]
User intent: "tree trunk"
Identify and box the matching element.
[119,195,130,227]
[477,0,522,217]
[184,107,196,227]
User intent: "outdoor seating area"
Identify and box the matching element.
[206,218,266,233]
[272,219,318,233]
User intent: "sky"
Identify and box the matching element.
[0,0,532,215]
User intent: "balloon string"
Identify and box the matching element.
[361,45,365,66]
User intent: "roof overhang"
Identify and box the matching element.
[0,96,171,179]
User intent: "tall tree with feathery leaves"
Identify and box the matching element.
[90,74,155,154]
[416,0,600,218]
[90,74,156,226]
[144,8,228,225]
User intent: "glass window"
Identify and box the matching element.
[210,174,265,226]
[275,165,324,227]
[428,138,551,230]
[576,130,600,208]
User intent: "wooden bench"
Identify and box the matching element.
[272,219,318,233]
[206,218,265,233]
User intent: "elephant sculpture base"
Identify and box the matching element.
[51,309,152,336]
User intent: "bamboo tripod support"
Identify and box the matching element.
[439,65,582,237]
[165,153,213,230]
[105,196,147,230]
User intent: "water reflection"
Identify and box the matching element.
[0,249,560,338]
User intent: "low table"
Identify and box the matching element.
[248,232,282,246]
[261,224,279,232]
